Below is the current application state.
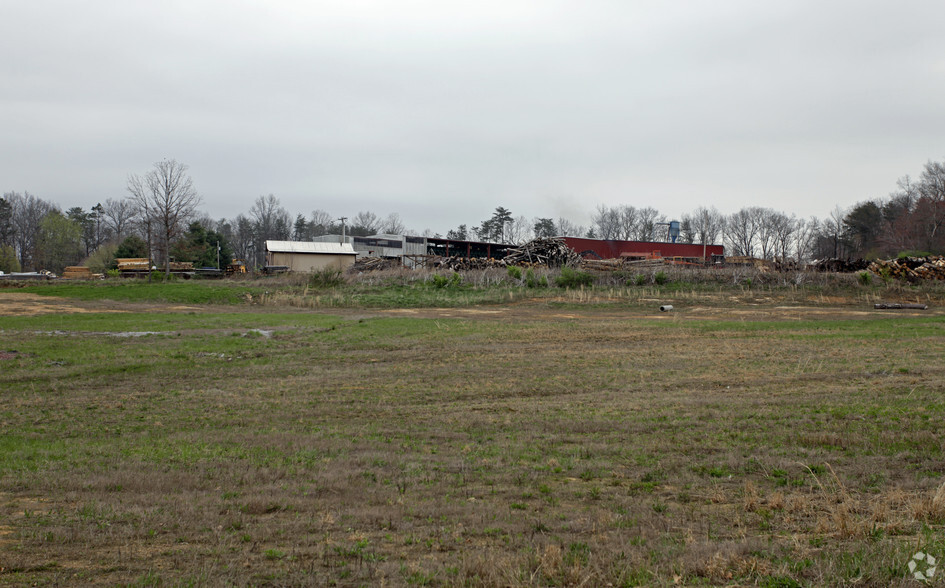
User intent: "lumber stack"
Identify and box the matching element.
[62,266,93,279]
[868,256,945,281]
[117,258,151,275]
[503,238,581,267]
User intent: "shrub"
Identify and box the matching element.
[83,242,119,274]
[524,268,547,288]
[507,266,522,280]
[654,271,668,286]
[555,267,594,288]
[0,244,21,273]
[309,267,345,288]
[431,272,463,289]
[857,271,872,286]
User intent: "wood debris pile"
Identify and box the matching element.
[502,238,582,267]
[810,258,870,272]
[431,257,505,271]
[868,256,945,281]
[351,257,402,272]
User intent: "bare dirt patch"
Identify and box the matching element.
[0,293,127,317]
[0,293,202,317]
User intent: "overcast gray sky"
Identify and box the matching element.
[3,1,945,234]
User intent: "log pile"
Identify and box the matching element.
[580,258,627,271]
[502,238,581,267]
[579,258,673,271]
[868,256,945,281]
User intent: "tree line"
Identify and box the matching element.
[3,157,944,275]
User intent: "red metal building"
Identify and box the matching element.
[562,237,724,261]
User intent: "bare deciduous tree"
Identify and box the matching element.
[726,208,761,257]
[127,159,202,279]
[379,212,406,235]
[688,206,726,245]
[101,198,135,243]
[918,160,945,250]
[310,209,334,236]
[5,191,56,270]
[507,215,531,244]
[351,211,379,236]
[555,217,584,238]
[636,207,661,242]
[793,217,818,264]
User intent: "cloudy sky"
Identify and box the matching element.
[4,1,945,234]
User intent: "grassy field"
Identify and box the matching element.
[1,276,944,586]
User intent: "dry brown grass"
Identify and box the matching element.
[1,289,944,586]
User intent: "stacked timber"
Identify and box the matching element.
[580,258,627,271]
[117,258,151,276]
[63,266,93,279]
[503,238,582,267]
[868,256,945,281]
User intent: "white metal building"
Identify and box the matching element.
[265,241,357,272]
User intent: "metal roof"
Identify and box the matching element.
[265,240,357,255]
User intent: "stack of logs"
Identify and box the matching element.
[502,238,582,267]
[580,258,668,271]
[868,256,945,281]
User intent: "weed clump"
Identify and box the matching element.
[524,268,547,288]
[430,272,463,289]
[309,267,345,288]
[555,267,594,288]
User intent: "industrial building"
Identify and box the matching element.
[287,233,725,270]
[561,237,724,263]
[265,241,357,272]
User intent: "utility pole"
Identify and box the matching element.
[216,241,221,269]
[338,217,347,244]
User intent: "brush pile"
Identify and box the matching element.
[351,257,402,272]
[431,257,505,271]
[868,256,945,281]
[502,238,581,267]
[810,258,870,272]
